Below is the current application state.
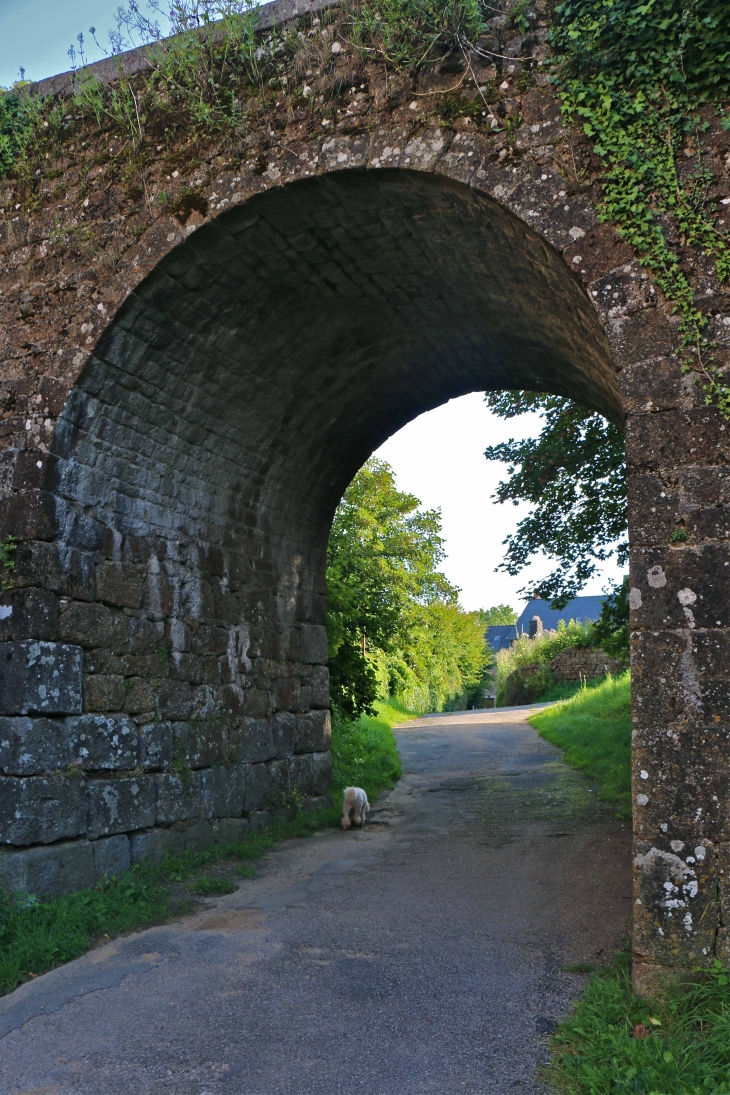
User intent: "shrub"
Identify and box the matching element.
[494,619,593,706]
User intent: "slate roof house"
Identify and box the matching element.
[485,595,606,653]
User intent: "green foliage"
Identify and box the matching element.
[0,535,16,593]
[330,698,410,803]
[593,576,630,659]
[0,90,41,179]
[551,0,730,414]
[494,619,596,706]
[476,604,518,626]
[545,949,730,1094]
[327,458,486,717]
[347,0,487,71]
[0,815,319,996]
[529,671,632,818]
[484,391,626,606]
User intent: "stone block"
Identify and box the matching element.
[272,712,296,759]
[181,819,215,853]
[201,764,245,819]
[87,776,155,839]
[244,762,271,813]
[0,640,82,716]
[66,714,138,769]
[154,771,203,824]
[0,587,58,642]
[0,774,87,845]
[633,840,716,970]
[229,717,275,764]
[83,673,125,712]
[95,561,144,609]
[92,833,131,881]
[173,720,227,769]
[310,665,329,708]
[290,751,332,797]
[211,817,250,845]
[630,543,730,631]
[299,623,328,665]
[295,709,331,754]
[0,716,68,775]
[59,601,113,648]
[11,541,62,592]
[156,678,194,720]
[0,839,94,897]
[123,676,156,715]
[272,675,300,712]
[0,491,59,543]
[139,720,173,770]
[129,826,184,866]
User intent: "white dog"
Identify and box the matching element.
[341,786,369,830]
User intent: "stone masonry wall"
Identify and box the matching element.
[549,647,627,682]
[1,0,730,988]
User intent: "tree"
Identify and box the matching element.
[476,605,517,627]
[483,392,627,608]
[326,458,456,718]
[326,458,489,718]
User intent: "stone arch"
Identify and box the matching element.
[1,120,725,991]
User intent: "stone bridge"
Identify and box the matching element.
[1,0,730,990]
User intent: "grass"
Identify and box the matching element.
[528,672,632,820]
[545,950,730,1094]
[0,811,326,998]
[0,698,414,998]
[330,697,414,804]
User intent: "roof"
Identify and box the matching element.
[515,596,605,634]
[485,624,519,652]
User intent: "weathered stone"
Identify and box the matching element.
[0,774,87,845]
[0,587,58,642]
[200,764,245,819]
[0,716,68,775]
[243,762,271,813]
[310,665,329,709]
[129,825,184,866]
[154,771,203,824]
[65,714,138,769]
[139,720,173,770]
[0,640,82,716]
[211,817,250,845]
[295,710,331,754]
[59,601,113,647]
[180,819,215,853]
[298,624,328,666]
[271,712,296,759]
[290,750,332,797]
[0,839,94,897]
[87,776,155,839]
[156,678,194,720]
[92,833,131,881]
[95,561,145,609]
[229,716,276,764]
[83,673,125,712]
[173,720,227,769]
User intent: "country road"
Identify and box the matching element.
[0,707,632,1095]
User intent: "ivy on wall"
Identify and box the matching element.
[550,0,730,413]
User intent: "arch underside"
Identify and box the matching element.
[55,168,619,564]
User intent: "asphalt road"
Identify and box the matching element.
[0,707,632,1095]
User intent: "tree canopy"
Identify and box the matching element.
[484,392,627,608]
[326,459,489,718]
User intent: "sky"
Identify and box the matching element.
[2,2,625,614]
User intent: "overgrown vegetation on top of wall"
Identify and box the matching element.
[494,619,594,706]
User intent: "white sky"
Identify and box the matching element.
[375,393,624,615]
[2,4,625,614]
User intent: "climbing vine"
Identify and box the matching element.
[550,0,730,414]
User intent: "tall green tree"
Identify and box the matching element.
[484,392,627,608]
[326,458,488,717]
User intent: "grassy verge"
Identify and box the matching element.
[528,672,632,820]
[0,814,321,998]
[1,699,415,998]
[545,949,730,1094]
[330,697,414,803]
